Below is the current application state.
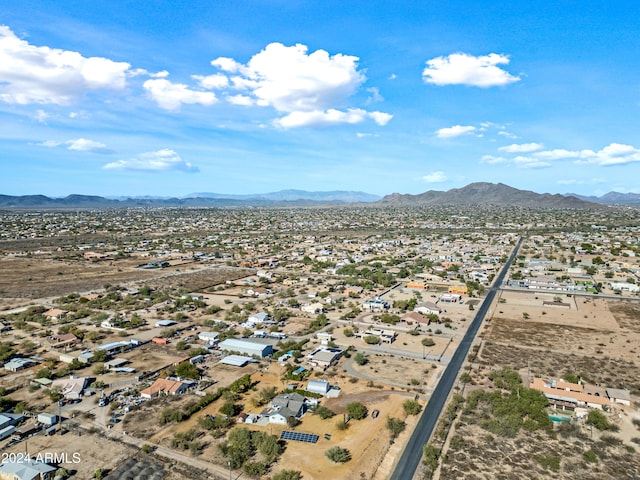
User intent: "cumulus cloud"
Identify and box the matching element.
[38,138,112,153]
[0,25,130,105]
[436,125,477,139]
[143,78,217,111]
[422,171,448,183]
[192,73,229,89]
[513,155,551,169]
[226,94,254,106]
[103,149,198,172]
[498,143,543,153]
[422,52,520,87]
[129,68,168,78]
[209,42,391,127]
[535,143,640,165]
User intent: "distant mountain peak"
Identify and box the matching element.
[379,182,600,208]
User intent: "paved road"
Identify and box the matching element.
[389,237,523,480]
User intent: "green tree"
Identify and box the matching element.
[314,405,335,419]
[386,416,406,439]
[402,399,422,416]
[363,335,380,345]
[346,402,368,420]
[353,352,368,365]
[220,400,238,417]
[586,410,612,431]
[272,470,302,480]
[175,361,200,379]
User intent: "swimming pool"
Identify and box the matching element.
[549,414,571,422]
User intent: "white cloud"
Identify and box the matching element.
[192,73,229,89]
[210,57,242,73]
[34,109,48,123]
[143,78,217,111]
[274,108,393,128]
[422,171,448,183]
[226,94,254,106]
[366,87,383,104]
[275,108,368,128]
[534,143,640,165]
[498,143,543,153]
[38,138,111,153]
[389,74,397,80]
[368,111,393,126]
[38,140,63,148]
[210,42,390,128]
[0,25,129,105]
[422,52,520,87]
[129,68,168,78]
[436,125,477,138]
[66,138,110,153]
[103,149,198,172]
[534,148,583,160]
[513,155,551,169]
[497,130,518,139]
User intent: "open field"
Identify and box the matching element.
[0,256,248,309]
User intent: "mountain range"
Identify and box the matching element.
[0,183,636,209]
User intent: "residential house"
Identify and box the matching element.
[307,347,343,370]
[140,378,188,399]
[0,459,56,480]
[301,302,324,315]
[43,333,78,350]
[414,302,441,316]
[529,377,611,411]
[43,308,68,321]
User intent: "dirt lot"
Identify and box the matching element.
[0,256,248,309]
[479,292,640,393]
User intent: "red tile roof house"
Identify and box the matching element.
[529,377,611,410]
[140,378,188,399]
[43,308,68,321]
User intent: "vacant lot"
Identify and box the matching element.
[0,257,248,309]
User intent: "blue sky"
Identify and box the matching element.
[2,1,640,197]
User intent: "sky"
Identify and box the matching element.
[2,1,640,198]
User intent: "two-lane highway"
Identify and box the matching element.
[389,237,523,480]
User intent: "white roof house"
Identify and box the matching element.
[249,312,271,324]
[4,358,37,372]
[302,302,324,315]
[218,338,273,358]
[0,459,57,480]
[198,331,220,342]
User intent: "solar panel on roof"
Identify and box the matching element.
[280,431,319,443]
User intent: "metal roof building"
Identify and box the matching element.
[306,379,330,395]
[218,338,273,358]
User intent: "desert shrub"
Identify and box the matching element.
[325,446,351,463]
[583,450,598,463]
